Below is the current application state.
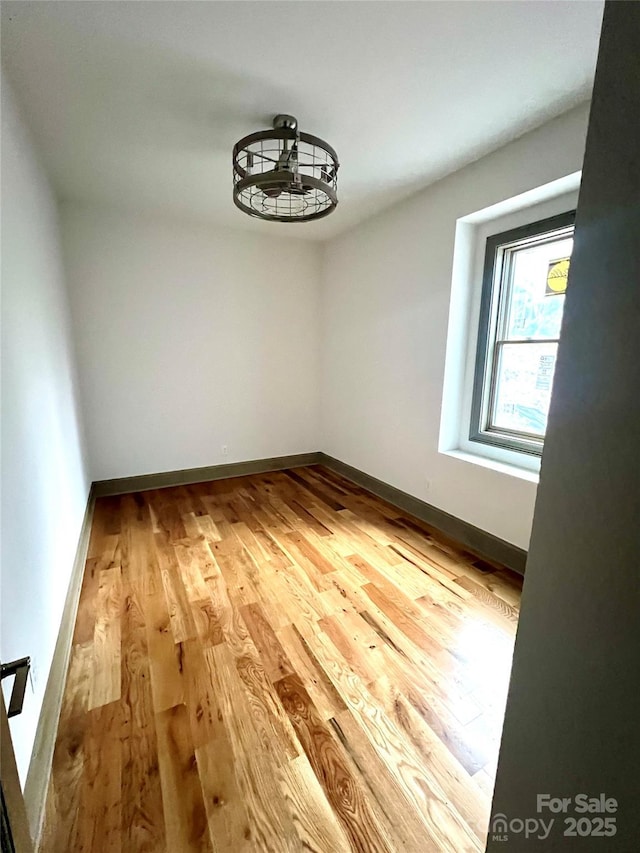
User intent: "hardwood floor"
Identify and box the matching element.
[40,465,522,853]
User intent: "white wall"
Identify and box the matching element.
[61,205,322,481]
[1,75,90,782]
[320,104,590,549]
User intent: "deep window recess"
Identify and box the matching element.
[470,210,575,456]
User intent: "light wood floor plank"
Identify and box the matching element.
[155,704,212,853]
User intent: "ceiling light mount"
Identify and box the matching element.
[273,114,298,131]
[232,115,339,222]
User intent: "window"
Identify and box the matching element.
[469,210,575,456]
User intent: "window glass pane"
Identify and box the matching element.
[504,235,573,341]
[490,341,558,437]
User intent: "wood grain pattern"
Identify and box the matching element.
[40,465,521,852]
[155,704,212,853]
[89,567,122,709]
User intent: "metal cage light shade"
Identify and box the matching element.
[232,115,339,222]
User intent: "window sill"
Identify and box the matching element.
[441,448,540,484]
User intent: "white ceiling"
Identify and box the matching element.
[1,1,603,242]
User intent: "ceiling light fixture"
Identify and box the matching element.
[232,115,339,222]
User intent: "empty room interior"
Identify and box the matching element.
[2,2,639,852]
